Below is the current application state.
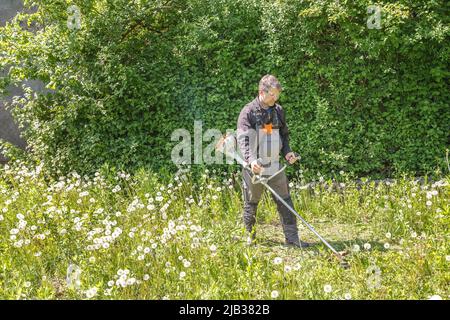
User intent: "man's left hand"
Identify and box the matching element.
[285,152,299,164]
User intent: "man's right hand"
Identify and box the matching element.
[250,160,263,174]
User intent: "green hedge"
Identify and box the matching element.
[1,0,448,179]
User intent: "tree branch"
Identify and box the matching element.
[120,0,175,41]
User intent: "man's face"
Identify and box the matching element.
[260,87,280,106]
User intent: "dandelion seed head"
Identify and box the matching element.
[273,257,283,265]
[85,287,98,299]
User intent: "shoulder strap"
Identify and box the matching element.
[273,105,284,128]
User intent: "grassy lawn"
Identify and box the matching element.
[0,161,448,299]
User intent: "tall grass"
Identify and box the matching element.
[0,161,448,299]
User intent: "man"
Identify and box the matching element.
[236,74,311,248]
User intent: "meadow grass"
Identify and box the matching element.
[0,161,448,300]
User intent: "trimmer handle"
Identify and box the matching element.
[287,152,301,166]
[250,163,287,185]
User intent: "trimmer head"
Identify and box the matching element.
[334,250,350,269]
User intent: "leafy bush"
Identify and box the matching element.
[0,0,448,179]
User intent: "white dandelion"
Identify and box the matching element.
[86,288,98,298]
[273,257,283,265]
[183,260,191,268]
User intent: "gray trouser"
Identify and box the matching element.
[242,167,300,244]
